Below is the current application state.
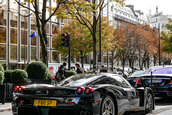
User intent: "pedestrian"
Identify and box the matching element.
[55,62,67,81]
[100,65,107,72]
[75,63,84,74]
[92,66,98,73]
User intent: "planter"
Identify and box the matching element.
[0,85,5,104]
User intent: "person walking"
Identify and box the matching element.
[55,62,67,81]
[75,63,84,74]
[100,65,107,72]
[92,66,98,73]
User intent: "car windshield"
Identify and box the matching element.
[57,74,103,87]
[145,67,172,74]
[130,71,145,77]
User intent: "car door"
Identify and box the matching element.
[109,75,140,109]
[90,76,131,113]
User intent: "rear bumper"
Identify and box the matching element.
[12,95,100,115]
[152,87,172,96]
[13,105,92,115]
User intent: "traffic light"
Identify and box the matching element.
[61,33,70,47]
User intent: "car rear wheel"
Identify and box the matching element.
[145,93,153,114]
[101,95,115,115]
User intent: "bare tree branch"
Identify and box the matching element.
[76,14,93,35]
[31,0,36,10]
[66,3,93,35]
[14,0,36,13]
[45,0,66,23]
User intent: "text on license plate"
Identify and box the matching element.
[148,79,162,83]
[34,100,57,106]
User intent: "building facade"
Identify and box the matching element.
[148,6,172,33]
[0,0,63,69]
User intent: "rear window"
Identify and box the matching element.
[57,74,103,87]
[145,67,172,74]
[130,71,145,77]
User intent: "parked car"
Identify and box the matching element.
[12,73,154,115]
[139,66,172,97]
[128,71,145,87]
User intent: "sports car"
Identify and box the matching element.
[12,73,154,115]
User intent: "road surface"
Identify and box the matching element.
[1,97,172,115]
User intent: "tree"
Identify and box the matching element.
[54,17,114,67]
[112,23,159,71]
[54,19,92,58]
[160,19,172,64]
[161,19,172,53]
[15,0,67,66]
[59,0,119,67]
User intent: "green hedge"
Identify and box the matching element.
[27,61,48,79]
[10,69,28,85]
[4,70,13,83]
[47,73,52,80]
[0,64,4,73]
[66,70,77,77]
[0,71,4,85]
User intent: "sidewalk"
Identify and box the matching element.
[156,109,172,115]
[0,103,11,112]
[1,102,172,114]
[148,105,172,115]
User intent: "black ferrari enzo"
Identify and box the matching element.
[12,73,154,115]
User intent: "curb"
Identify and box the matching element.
[0,107,12,112]
[0,105,172,114]
[150,106,172,114]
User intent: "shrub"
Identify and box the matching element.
[87,70,93,73]
[47,73,52,80]
[4,70,13,83]
[10,69,28,85]
[66,70,77,77]
[0,71,4,85]
[0,64,4,73]
[27,61,48,79]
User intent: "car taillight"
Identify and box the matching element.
[13,86,19,93]
[66,102,75,105]
[169,81,172,85]
[52,76,56,80]
[77,87,84,94]
[13,86,25,93]
[85,87,93,95]
[19,100,25,103]
[136,78,141,84]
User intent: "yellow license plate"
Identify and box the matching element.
[34,100,57,107]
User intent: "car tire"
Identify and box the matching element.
[100,95,116,115]
[145,93,154,114]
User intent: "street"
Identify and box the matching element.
[1,97,172,115]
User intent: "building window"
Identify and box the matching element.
[0,44,6,60]
[31,46,36,60]
[10,45,17,61]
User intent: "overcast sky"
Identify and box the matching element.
[125,0,172,15]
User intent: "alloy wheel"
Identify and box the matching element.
[145,93,153,113]
[101,96,115,115]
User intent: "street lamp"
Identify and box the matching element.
[19,12,32,68]
[158,24,161,66]
[153,24,161,66]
